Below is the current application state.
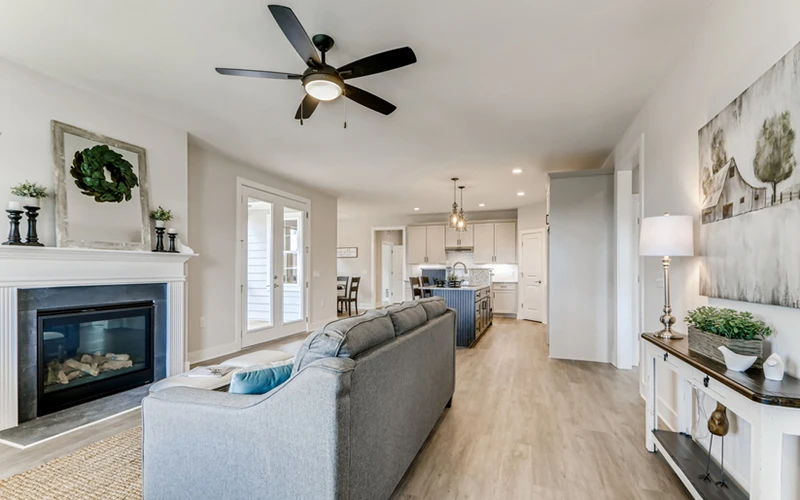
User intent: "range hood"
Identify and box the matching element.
[445,245,473,252]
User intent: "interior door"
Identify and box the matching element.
[381,242,393,304]
[632,193,642,366]
[519,229,545,322]
[472,223,495,264]
[391,245,404,303]
[240,186,307,347]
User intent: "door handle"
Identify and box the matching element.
[274,283,280,288]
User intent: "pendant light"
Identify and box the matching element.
[456,186,468,232]
[448,178,460,228]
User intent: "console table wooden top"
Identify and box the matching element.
[642,333,800,408]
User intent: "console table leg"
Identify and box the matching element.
[645,350,657,452]
[750,416,782,499]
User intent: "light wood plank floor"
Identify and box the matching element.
[1,318,689,498]
[391,318,690,499]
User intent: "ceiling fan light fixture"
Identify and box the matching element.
[303,73,343,101]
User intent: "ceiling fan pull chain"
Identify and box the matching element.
[343,93,347,129]
[300,98,304,126]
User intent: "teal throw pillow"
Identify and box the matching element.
[229,363,292,395]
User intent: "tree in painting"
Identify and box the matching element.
[753,111,796,203]
[703,128,729,198]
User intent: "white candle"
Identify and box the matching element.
[167,228,177,234]
[7,201,21,211]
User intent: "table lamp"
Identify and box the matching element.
[639,213,694,339]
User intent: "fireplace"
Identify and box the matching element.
[37,301,155,416]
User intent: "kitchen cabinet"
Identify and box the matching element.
[407,225,446,264]
[494,222,516,263]
[473,222,516,264]
[492,283,517,314]
[445,224,474,249]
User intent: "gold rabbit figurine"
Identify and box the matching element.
[699,402,730,488]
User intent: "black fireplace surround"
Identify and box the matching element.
[18,284,167,422]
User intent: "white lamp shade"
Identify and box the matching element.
[639,214,694,257]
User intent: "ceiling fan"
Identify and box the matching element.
[215,5,417,122]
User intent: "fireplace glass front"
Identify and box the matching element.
[37,301,155,416]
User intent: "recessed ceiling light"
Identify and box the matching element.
[512,168,523,174]
[478,203,485,207]
[413,207,420,211]
[517,192,525,196]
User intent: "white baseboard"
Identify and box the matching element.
[309,317,338,331]
[187,340,240,364]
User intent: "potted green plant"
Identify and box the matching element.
[11,181,49,208]
[149,206,173,228]
[685,306,772,369]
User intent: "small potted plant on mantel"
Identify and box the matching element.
[685,306,772,369]
[10,181,49,208]
[149,206,173,228]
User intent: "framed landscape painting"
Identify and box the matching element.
[698,42,800,308]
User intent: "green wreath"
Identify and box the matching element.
[70,145,139,203]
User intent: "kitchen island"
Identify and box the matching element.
[421,286,492,347]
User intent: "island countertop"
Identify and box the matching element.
[419,285,489,291]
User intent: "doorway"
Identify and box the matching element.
[236,180,309,347]
[518,228,546,322]
[371,227,406,307]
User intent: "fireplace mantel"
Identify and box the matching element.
[0,246,196,431]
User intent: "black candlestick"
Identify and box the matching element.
[23,206,44,246]
[153,227,165,252]
[168,232,178,253]
[3,210,24,245]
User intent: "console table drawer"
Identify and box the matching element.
[658,350,692,378]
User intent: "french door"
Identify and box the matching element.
[239,184,308,347]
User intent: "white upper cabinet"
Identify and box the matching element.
[472,223,495,264]
[494,222,517,263]
[426,225,447,264]
[407,226,428,264]
[407,225,446,264]
[473,222,517,264]
[445,224,474,248]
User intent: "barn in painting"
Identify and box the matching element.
[701,157,767,224]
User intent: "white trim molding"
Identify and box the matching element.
[0,246,195,431]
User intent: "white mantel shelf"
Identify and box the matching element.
[0,245,196,431]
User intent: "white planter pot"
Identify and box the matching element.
[155,220,166,228]
[22,197,39,208]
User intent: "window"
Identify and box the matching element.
[728,167,735,179]
[723,203,733,219]
[740,196,745,204]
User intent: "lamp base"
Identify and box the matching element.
[653,329,685,340]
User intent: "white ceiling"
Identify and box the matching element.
[0,0,710,216]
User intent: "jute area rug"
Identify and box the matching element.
[0,425,142,500]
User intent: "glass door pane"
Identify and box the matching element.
[246,197,272,332]
[282,206,303,324]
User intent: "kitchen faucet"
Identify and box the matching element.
[452,262,468,275]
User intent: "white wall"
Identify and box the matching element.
[613,1,800,494]
[187,145,337,361]
[337,208,517,307]
[548,172,614,363]
[517,202,547,231]
[0,58,188,243]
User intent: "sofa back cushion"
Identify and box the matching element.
[385,302,428,336]
[416,297,448,321]
[293,312,395,374]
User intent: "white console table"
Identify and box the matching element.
[643,333,800,500]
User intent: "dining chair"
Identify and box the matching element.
[342,277,361,316]
[419,276,433,298]
[337,276,349,314]
[409,276,423,300]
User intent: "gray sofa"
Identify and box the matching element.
[142,297,456,500]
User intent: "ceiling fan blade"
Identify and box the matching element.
[267,5,322,68]
[215,68,302,79]
[294,94,320,120]
[344,85,397,115]
[337,47,417,80]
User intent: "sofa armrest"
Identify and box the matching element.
[142,357,355,500]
